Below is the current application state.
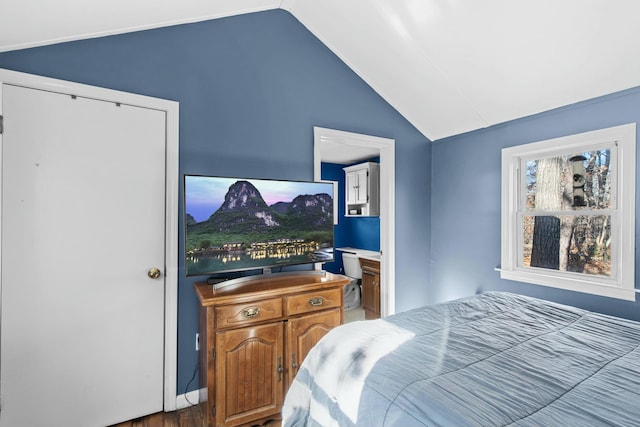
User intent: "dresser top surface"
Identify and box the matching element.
[194,271,349,306]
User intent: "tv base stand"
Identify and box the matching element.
[207,269,326,290]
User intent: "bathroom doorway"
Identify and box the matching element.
[313,126,396,317]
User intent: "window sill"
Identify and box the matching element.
[499,268,636,301]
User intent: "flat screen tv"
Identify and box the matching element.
[184,175,335,277]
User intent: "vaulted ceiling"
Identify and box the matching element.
[2,0,639,141]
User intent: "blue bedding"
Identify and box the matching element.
[282,292,640,426]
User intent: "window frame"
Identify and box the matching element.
[501,123,636,301]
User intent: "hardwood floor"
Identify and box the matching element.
[110,404,206,427]
[110,403,282,427]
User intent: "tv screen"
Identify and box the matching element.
[184,175,335,277]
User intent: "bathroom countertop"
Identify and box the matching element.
[335,247,381,262]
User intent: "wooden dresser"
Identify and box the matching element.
[194,272,349,427]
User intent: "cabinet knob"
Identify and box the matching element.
[308,297,324,306]
[241,307,260,318]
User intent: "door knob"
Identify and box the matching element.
[147,267,161,279]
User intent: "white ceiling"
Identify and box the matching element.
[319,140,381,165]
[2,0,640,141]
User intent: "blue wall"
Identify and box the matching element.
[0,9,431,394]
[321,161,381,275]
[431,87,640,320]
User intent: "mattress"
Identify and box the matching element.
[282,291,640,426]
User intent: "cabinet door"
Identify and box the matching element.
[354,168,369,204]
[362,270,380,320]
[286,308,341,385]
[346,170,359,204]
[361,270,375,316]
[215,322,284,427]
[372,275,380,318]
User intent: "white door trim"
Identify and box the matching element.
[313,126,396,316]
[0,68,180,411]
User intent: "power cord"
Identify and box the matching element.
[177,356,205,425]
[183,358,200,407]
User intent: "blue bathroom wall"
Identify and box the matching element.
[321,161,380,274]
[347,217,381,251]
[430,86,640,321]
[0,9,431,394]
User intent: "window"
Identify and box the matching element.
[501,123,636,300]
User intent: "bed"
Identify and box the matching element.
[282,291,640,426]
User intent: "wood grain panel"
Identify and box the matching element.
[215,298,283,329]
[215,322,283,427]
[285,288,342,316]
[286,308,341,383]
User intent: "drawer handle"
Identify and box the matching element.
[241,307,260,318]
[308,297,324,306]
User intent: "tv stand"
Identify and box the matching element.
[208,269,327,291]
[194,271,349,427]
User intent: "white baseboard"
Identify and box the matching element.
[175,388,206,410]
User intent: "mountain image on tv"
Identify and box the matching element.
[185,178,334,276]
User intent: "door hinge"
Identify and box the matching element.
[211,347,216,361]
[211,404,216,416]
[0,115,4,135]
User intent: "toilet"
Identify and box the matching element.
[341,252,362,311]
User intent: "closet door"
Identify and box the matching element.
[1,83,167,426]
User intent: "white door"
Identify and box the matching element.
[1,83,167,426]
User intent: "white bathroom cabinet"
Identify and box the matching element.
[343,161,380,216]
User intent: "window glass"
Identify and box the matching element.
[524,149,611,212]
[521,214,611,276]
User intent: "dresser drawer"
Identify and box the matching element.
[215,297,283,329]
[286,288,342,316]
